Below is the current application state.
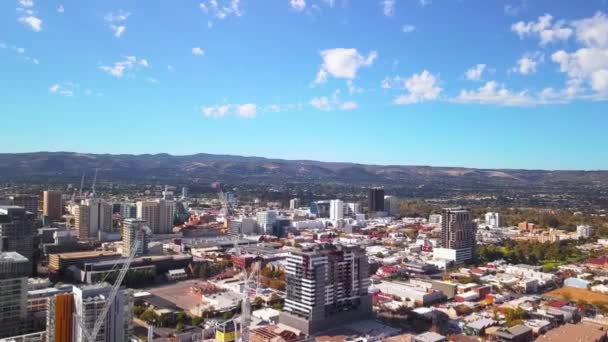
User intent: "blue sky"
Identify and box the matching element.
[1,0,608,170]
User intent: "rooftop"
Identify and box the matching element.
[50,251,121,259]
[0,251,28,262]
[536,322,607,342]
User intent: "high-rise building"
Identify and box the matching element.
[289,198,300,210]
[72,283,132,342]
[0,206,36,273]
[0,252,30,338]
[47,293,74,342]
[576,224,592,239]
[383,195,399,217]
[484,212,502,228]
[310,201,330,218]
[279,244,372,335]
[43,190,62,222]
[181,187,188,199]
[75,199,112,240]
[136,200,175,234]
[228,218,257,237]
[122,219,149,257]
[345,202,361,217]
[367,187,385,213]
[434,208,477,264]
[256,210,277,234]
[329,199,344,220]
[9,195,39,216]
[158,199,176,234]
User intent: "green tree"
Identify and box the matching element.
[192,315,204,326]
[176,322,185,333]
[139,309,159,324]
[223,311,233,320]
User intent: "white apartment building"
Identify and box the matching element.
[576,224,592,239]
[329,199,344,221]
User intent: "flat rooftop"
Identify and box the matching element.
[0,251,28,262]
[536,322,607,342]
[50,251,121,259]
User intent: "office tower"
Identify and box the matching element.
[122,219,149,257]
[228,218,257,237]
[329,199,344,220]
[434,208,477,264]
[0,252,30,338]
[280,244,372,335]
[43,190,63,221]
[367,187,385,213]
[289,198,300,210]
[47,293,74,342]
[75,199,112,240]
[383,196,399,217]
[0,206,36,273]
[72,283,131,342]
[122,203,137,219]
[158,199,176,234]
[576,225,592,239]
[256,210,277,234]
[137,200,175,234]
[484,212,502,228]
[273,216,291,238]
[9,195,39,216]
[345,202,361,217]
[310,200,330,218]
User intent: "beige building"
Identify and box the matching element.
[43,190,62,221]
[74,199,112,240]
[136,200,175,234]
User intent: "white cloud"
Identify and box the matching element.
[18,15,42,31]
[112,25,126,38]
[402,25,415,33]
[202,105,231,118]
[511,52,543,75]
[99,56,149,78]
[340,101,358,110]
[314,48,377,83]
[465,64,486,81]
[572,12,608,49]
[167,65,174,72]
[393,70,442,105]
[105,10,130,38]
[310,90,359,111]
[323,0,335,8]
[310,96,332,111]
[290,0,306,11]
[18,0,33,7]
[201,103,258,118]
[200,0,243,22]
[511,14,572,46]
[549,12,608,99]
[192,47,205,56]
[454,81,544,106]
[381,0,395,17]
[57,4,64,13]
[49,82,76,97]
[419,0,431,6]
[104,10,130,22]
[236,103,257,118]
[146,77,159,84]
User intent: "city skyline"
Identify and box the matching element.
[2,1,608,170]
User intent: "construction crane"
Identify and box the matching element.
[70,173,85,204]
[213,261,260,342]
[90,168,98,198]
[78,227,149,342]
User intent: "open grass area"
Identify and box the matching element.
[545,286,608,305]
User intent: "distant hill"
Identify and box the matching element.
[0,152,607,191]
